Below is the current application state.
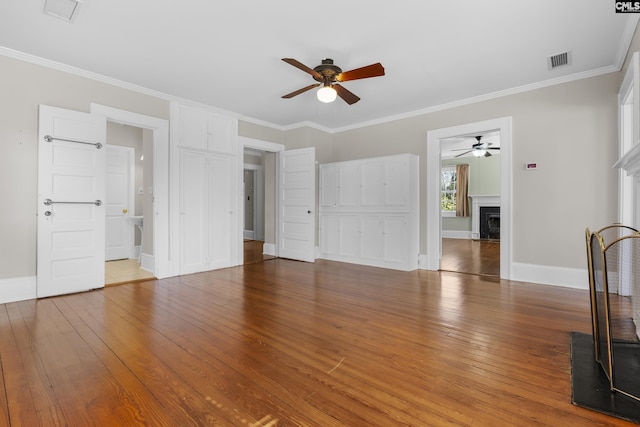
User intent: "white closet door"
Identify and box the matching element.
[278,147,316,262]
[179,151,209,275]
[209,155,235,269]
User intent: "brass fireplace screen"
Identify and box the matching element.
[586,225,640,402]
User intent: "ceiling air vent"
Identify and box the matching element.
[547,51,571,70]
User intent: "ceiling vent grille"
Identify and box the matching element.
[547,51,571,70]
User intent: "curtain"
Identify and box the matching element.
[456,163,470,217]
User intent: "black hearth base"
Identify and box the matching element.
[570,332,640,423]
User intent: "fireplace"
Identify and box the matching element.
[469,195,500,240]
[480,207,500,240]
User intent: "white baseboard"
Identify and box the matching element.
[140,253,154,273]
[441,230,472,239]
[0,275,37,304]
[263,243,276,256]
[243,230,255,240]
[511,263,588,290]
[417,255,588,290]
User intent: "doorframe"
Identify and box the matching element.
[426,117,513,279]
[243,164,264,240]
[618,52,639,227]
[238,136,284,261]
[90,104,172,278]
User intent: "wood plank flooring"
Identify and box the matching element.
[105,259,155,286]
[244,239,276,265]
[441,238,500,277]
[0,259,634,426]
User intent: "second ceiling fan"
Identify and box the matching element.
[453,136,500,158]
[281,58,385,105]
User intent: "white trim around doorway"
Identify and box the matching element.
[425,117,513,280]
[90,103,172,278]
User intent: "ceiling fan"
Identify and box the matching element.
[453,136,500,158]
[281,58,385,105]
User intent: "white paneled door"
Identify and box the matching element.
[278,147,315,262]
[105,145,133,261]
[37,105,106,298]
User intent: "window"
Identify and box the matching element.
[441,165,457,216]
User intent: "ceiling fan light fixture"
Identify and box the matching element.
[317,86,337,103]
[472,148,486,157]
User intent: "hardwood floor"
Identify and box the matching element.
[441,238,500,277]
[244,239,277,265]
[105,259,155,286]
[0,259,633,426]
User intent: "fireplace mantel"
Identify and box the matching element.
[469,195,500,239]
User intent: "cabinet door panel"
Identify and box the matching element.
[385,158,410,206]
[384,217,408,264]
[208,113,237,154]
[339,163,361,207]
[361,216,384,260]
[361,161,385,206]
[320,164,338,208]
[320,215,340,255]
[178,106,208,150]
[180,151,209,273]
[209,155,234,268]
[339,216,360,258]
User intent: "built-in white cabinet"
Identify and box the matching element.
[171,102,239,275]
[174,104,237,154]
[319,154,419,271]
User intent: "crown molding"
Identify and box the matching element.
[616,15,640,69]
[0,45,244,119]
[330,65,619,133]
[0,40,630,136]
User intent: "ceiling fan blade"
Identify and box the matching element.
[484,151,492,157]
[282,58,322,80]
[333,84,360,105]
[487,147,501,150]
[336,63,385,82]
[455,150,472,158]
[281,83,320,99]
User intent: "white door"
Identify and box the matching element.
[105,145,134,260]
[209,154,236,269]
[37,105,106,298]
[179,150,209,275]
[278,147,315,262]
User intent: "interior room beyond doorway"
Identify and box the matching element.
[440,238,500,277]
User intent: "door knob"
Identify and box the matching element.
[123,208,128,213]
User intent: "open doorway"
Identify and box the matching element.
[104,123,155,285]
[91,103,171,283]
[243,147,276,265]
[426,117,512,279]
[439,131,501,277]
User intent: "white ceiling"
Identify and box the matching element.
[0,1,637,131]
